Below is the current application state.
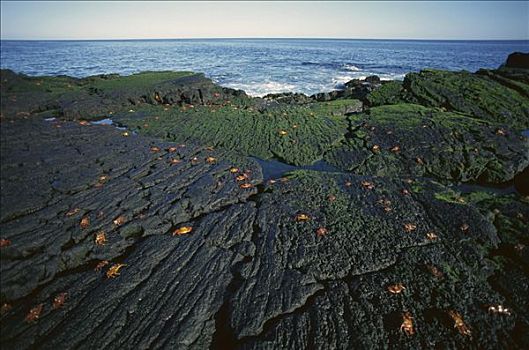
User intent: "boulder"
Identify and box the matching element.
[503,52,529,69]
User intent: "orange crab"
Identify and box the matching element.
[52,292,68,309]
[401,189,410,195]
[495,128,506,136]
[279,130,288,136]
[387,283,406,294]
[295,213,311,222]
[316,227,328,237]
[106,263,127,278]
[345,181,352,187]
[448,310,471,337]
[78,120,90,126]
[206,156,217,164]
[377,198,392,206]
[80,216,90,229]
[113,215,126,226]
[390,145,401,153]
[95,231,107,246]
[426,232,438,241]
[99,175,109,183]
[150,146,161,153]
[416,157,424,165]
[206,146,215,151]
[66,208,81,217]
[0,238,11,248]
[94,260,109,272]
[240,183,253,189]
[168,146,177,152]
[229,167,239,173]
[169,158,182,165]
[361,180,375,190]
[173,226,193,236]
[25,304,44,323]
[236,175,247,181]
[404,223,417,233]
[327,194,337,202]
[460,223,469,232]
[400,312,415,336]
[371,144,381,153]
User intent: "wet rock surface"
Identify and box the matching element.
[0,69,245,121]
[111,100,357,167]
[0,118,261,301]
[1,57,529,349]
[324,104,529,183]
[367,67,529,130]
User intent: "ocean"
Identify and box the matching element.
[1,39,528,96]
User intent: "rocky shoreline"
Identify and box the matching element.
[1,53,528,349]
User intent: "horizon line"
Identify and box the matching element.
[2,37,529,42]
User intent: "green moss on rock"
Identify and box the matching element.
[113,100,355,166]
[324,104,529,183]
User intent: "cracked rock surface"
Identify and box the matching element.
[1,62,528,349]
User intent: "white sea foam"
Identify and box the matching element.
[332,74,369,88]
[332,75,361,84]
[225,81,298,97]
[380,73,406,81]
[344,64,361,71]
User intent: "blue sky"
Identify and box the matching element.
[1,1,528,40]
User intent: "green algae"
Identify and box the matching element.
[365,80,405,106]
[86,71,196,91]
[113,100,355,166]
[434,190,466,204]
[403,70,529,129]
[324,103,528,183]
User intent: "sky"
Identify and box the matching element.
[1,1,528,40]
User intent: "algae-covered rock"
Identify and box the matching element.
[112,99,360,166]
[225,170,515,349]
[1,55,529,349]
[365,80,406,106]
[0,69,244,120]
[364,67,529,130]
[399,70,529,129]
[324,104,529,183]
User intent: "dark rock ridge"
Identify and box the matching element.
[0,70,247,121]
[503,52,529,69]
[1,53,528,349]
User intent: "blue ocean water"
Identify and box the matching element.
[1,39,528,96]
